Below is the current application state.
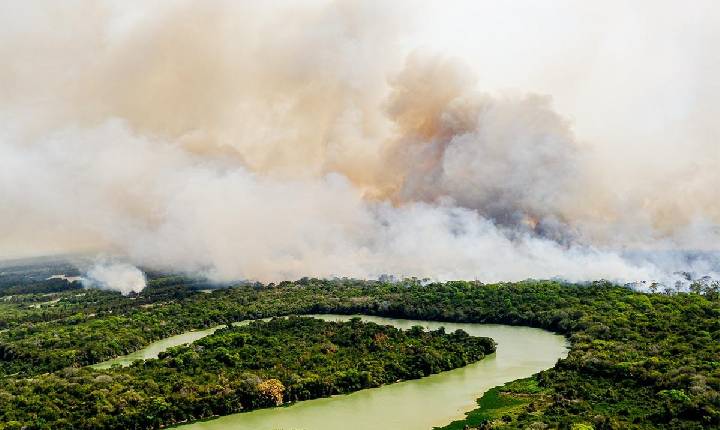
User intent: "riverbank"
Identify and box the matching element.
[175,315,567,430]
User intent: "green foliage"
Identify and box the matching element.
[0,317,492,429]
[1,276,719,429]
[438,378,552,430]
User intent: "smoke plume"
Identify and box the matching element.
[0,1,718,291]
[84,262,147,295]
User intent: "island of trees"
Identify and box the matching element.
[0,315,493,429]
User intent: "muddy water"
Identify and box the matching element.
[104,314,567,430]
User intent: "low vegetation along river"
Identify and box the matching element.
[94,315,568,430]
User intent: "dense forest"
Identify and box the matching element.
[0,316,493,429]
[0,270,719,429]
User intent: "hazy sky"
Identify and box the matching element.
[0,1,717,287]
[417,1,719,163]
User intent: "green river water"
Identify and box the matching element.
[94,314,568,430]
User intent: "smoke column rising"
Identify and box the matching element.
[84,261,147,295]
[0,1,718,291]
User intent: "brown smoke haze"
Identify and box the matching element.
[1,1,718,290]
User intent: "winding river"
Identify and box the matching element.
[94,315,568,429]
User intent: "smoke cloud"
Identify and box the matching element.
[84,262,147,295]
[0,1,718,289]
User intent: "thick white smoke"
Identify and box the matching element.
[0,1,718,289]
[83,262,146,295]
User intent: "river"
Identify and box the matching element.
[94,314,568,429]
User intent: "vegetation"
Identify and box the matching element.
[439,378,548,430]
[0,316,493,429]
[1,273,719,429]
